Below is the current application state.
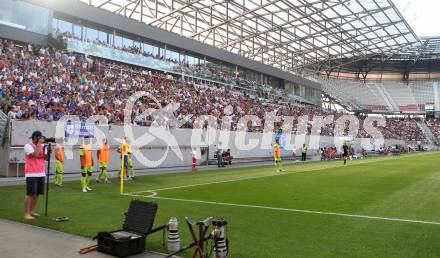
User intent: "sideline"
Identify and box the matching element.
[129,152,429,194]
[124,152,440,226]
[124,192,440,226]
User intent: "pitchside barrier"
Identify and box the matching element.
[0,120,406,177]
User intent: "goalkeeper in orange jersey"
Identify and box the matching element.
[273,138,285,172]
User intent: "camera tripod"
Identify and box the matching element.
[165,217,212,258]
[165,217,228,258]
[44,142,52,217]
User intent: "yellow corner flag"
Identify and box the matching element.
[120,145,126,195]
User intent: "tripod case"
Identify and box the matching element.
[96,200,166,258]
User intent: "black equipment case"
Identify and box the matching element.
[96,200,162,258]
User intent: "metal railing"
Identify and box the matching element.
[417,119,438,146]
[0,110,9,147]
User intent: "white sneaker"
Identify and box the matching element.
[82,188,87,193]
[86,187,92,191]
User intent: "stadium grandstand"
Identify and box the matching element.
[310,36,440,114]
[1,0,440,257]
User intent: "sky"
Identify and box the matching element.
[392,0,440,37]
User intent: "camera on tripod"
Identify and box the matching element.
[212,218,228,227]
[44,137,56,144]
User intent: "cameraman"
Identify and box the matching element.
[23,131,49,220]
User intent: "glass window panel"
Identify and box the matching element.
[57,19,72,33]
[187,55,194,65]
[172,51,179,61]
[123,37,133,47]
[86,28,98,41]
[98,31,107,43]
[152,46,159,56]
[114,35,123,47]
[143,43,153,54]
[52,18,58,33]
[73,24,82,39]
[0,0,52,34]
[65,39,178,73]
[108,33,114,46]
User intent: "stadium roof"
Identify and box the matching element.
[417,37,440,55]
[80,0,421,72]
[315,36,440,75]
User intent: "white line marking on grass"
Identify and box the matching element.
[130,154,422,194]
[130,162,358,194]
[124,192,440,226]
[130,173,283,194]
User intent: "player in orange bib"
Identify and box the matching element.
[273,139,285,172]
[80,136,94,193]
[96,138,110,183]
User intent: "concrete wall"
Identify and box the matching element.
[8,120,206,176]
[0,25,48,45]
[1,120,405,177]
[0,138,11,177]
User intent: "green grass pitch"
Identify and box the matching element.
[1,152,440,257]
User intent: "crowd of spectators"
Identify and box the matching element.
[0,38,434,144]
[383,118,427,143]
[59,31,281,96]
[426,118,440,143]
